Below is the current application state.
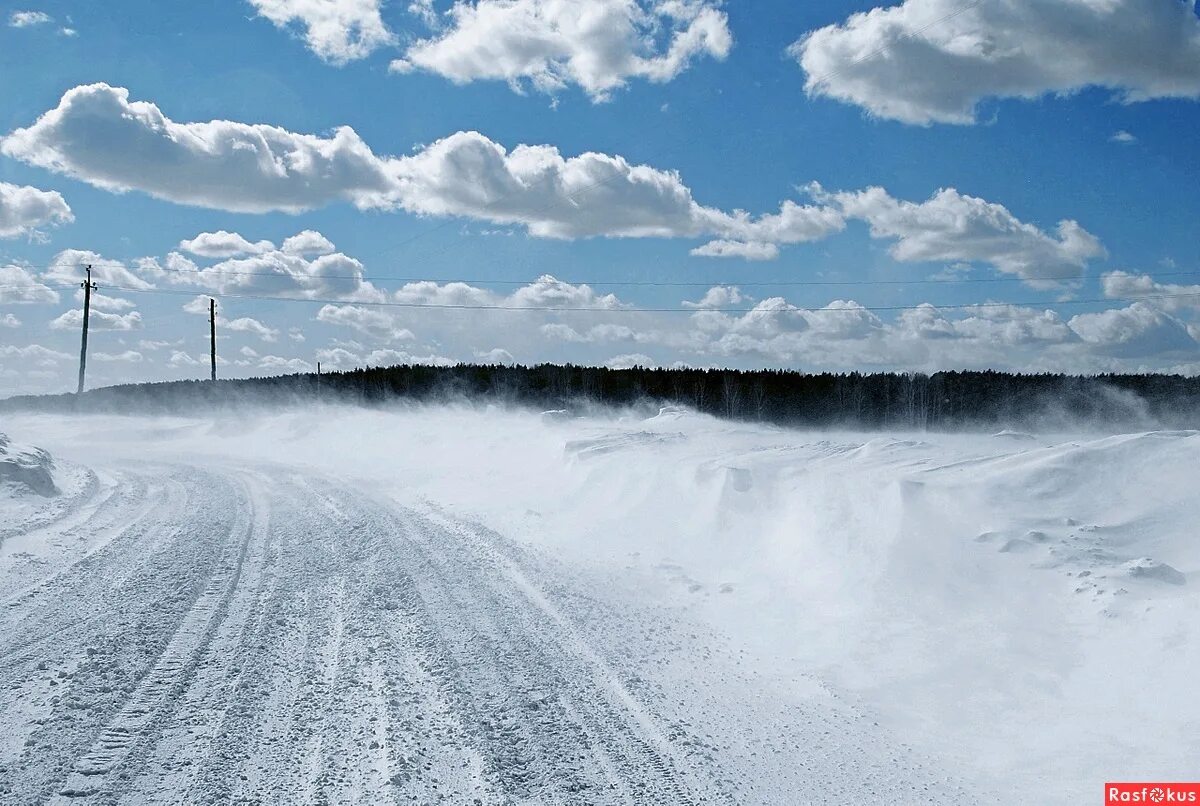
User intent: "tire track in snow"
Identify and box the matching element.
[0,468,249,803]
[336,484,722,804]
[49,474,259,801]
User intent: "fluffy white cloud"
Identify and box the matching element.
[0,343,72,366]
[257,354,314,373]
[792,0,1200,125]
[813,184,1104,283]
[389,132,843,244]
[1111,130,1138,144]
[316,304,415,341]
[688,297,811,359]
[391,0,732,100]
[1069,302,1197,357]
[73,289,136,312]
[50,308,143,331]
[180,231,275,258]
[182,295,216,316]
[1101,270,1200,312]
[508,275,623,308]
[248,0,394,64]
[803,300,883,339]
[690,240,780,261]
[281,229,336,255]
[897,303,1077,347]
[48,249,154,289]
[475,347,515,364]
[0,264,60,304]
[663,287,1105,366]
[894,303,959,341]
[0,181,72,239]
[8,10,51,27]
[2,84,397,214]
[93,350,144,363]
[1,85,844,252]
[168,350,202,368]
[166,232,382,301]
[605,353,658,369]
[313,346,361,370]
[392,279,495,307]
[682,285,750,310]
[226,317,281,342]
[538,322,655,343]
[315,345,454,369]
[1,313,20,328]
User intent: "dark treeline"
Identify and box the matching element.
[4,364,1200,430]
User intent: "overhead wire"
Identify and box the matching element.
[4,280,1200,315]
[7,262,1200,289]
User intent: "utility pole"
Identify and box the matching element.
[76,265,97,395]
[209,298,217,382]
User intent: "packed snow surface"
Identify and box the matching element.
[0,405,1197,804]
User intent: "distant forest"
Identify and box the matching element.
[4,364,1200,430]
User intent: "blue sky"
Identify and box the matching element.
[2,0,1199,394]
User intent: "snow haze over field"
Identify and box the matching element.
[1,405,1197,803]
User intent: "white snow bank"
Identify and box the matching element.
[0,431,57,496]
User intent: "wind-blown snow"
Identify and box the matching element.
[1,406,1196,803]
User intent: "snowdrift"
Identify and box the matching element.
[0,432,57,496]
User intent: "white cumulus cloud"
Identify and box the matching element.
[50,308,143,331]
[2,84,398,214]
[0,264,60,304]
[180,230,275,258]
[93,350,144,363]
[248,0,394,64]
[792,0,1200,125]
[316,304,416,341]
[812,184,1105,283]
[391,0,732,101]
[8,10,52,27]
[1101,270,1200,312]
[0,181,72,239]
[1069,302,1197,357]
[690,240,780,261]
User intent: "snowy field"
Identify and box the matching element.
[1,405,1197,804]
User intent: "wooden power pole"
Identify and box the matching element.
[209,298,217,381]
[76,265,97,394]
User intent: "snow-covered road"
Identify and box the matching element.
[0,453,968,804]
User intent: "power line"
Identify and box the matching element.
[12,281,1200,314]
[9,262,1200,288]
